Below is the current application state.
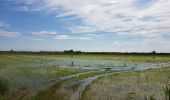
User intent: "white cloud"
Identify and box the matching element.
[113,41,131,46]
[31,31,57,35]
[6,0,170,52]
[55,35,92,40]
[0,21,20,37]
[10,0,170,37]
[14,6,30,12]
[0,30,20,37]
[32,38,45,41]
[0,21,10,29]
[113,35,170,52]
[31,31,94,40]
[55,35,68,40]
[70,26,98,33]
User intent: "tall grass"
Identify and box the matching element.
[81,67,170,100]
[145,96,156,100]
[164,84,170,100]
[0,77,9,95]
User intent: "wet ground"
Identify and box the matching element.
[1,55,170,99]
[30,62,170,100]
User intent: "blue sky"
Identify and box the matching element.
[0,0,170,52]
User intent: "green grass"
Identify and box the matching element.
[0,53,170,100]
[1,53,170,62]
[82,67,170,100]
[0,77,9,95]
[0,54,89,99]
[33,70,113,100]
[163,84,170,100]
[145,95,156,100]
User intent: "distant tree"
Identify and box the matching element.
[152,50,156,54]
[151,50,156,62]
[70,50,74,53]
[10,49,14,52]
[40,50,44,54]
[64,50,74,53]
[75,51,82,53]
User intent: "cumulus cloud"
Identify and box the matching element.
[0,30,20,37]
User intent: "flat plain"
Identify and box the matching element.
[0,53,170,100]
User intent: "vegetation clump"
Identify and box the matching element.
[164,84,170,100]
[0,77,9,95]
[145,95,156,100]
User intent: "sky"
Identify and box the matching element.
[0,0,170,52]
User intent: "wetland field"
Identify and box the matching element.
[0,53,170,100]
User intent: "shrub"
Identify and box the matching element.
[163,84,170,100]
[0,77,9,95]
[145,95,156,100]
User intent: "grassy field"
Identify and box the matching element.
[0,53,170,100]
[82,68,170,100]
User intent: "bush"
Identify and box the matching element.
[145,95,156,100]
[0,77,9,95]
[164,84,170,100]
